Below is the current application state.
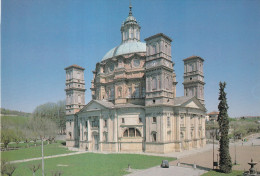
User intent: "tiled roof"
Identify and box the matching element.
[114,103,144,108]
[64,64,85,70]
[183,56,204,62]
[144,33,172,42]
[207,111,219,115]
[173,96,193,106]
[94,100,114,108]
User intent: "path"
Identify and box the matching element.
[10,151,88,164]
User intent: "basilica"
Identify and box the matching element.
[64,5,206,153]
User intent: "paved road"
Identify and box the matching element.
[127,165,206,176]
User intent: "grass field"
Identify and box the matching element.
[1,141,50,148]
[1,142,74,161]
[201,170,243,176]
[1,115,30,124]
[11,153,175,176]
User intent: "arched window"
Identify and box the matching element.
[167,117,170,127]
[103,132,108,142]
[153,44,157,54]
[151,132,157,142]
[130,30,134,39]
[69,132,72,140]
[136,129,141,137]
[180,132,184,139]
[165,76,169,90]
[78,95,81,104]
[123,129,128,137]
[123,128,142,137]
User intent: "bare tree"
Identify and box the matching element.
[29,117,58,176]
[1,160,16,176]
[28,163,41,176]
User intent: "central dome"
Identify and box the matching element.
[102,41,146,61]
[101,4,146,61]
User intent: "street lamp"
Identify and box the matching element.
[234,133,238,165]
[211,129,219,170]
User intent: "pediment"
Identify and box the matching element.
[179,97,206,111]
[79,100,111,113]
[184,101,200,109]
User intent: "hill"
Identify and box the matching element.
[0,108,31,117]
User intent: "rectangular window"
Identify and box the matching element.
[129,128,135,137]
[167,117,170,127]
[104,132,108,142]
[91,118,99,128]
[128,87,132,98]
[152,77,157,90]
[152,133,156,142]
[104,119,107,127]
[153,117,157,123]
[135,86,139,98]
[122,118,125,123]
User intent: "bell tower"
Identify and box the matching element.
[183,56,205,104]
[145,33,177,106]
[65,65,86,115]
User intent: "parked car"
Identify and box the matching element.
[161,160,169,168]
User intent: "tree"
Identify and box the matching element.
[1,129,15,149]
[33,100,66,134]
[29,163,41,176]
[1,160,16,176]
[217,82,232,173]
[29,117,58,176]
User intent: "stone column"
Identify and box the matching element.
[175,113,181,152]
[87,118,91,150]
[99,113,103,151]
[161,115,165,143]
[194,115,198,148]
[186,115,191,150]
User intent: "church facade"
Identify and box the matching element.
[64,5,206,153]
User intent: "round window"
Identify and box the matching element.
[133,59,140,67]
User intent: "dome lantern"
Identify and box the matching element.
[120,4,141,43]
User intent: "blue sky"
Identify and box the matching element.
[2,0,260,117]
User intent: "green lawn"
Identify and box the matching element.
[12,153,175,176]
[1,115,30,124]
[202,170,243,176]
[1,142,74,161]
[1,141,49,148]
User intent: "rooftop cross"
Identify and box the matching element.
[129,0,132,16]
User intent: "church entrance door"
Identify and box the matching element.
[94,135,99,151]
